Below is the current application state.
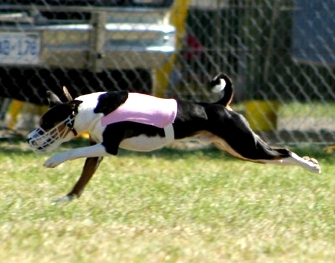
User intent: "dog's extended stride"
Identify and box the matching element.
[27,73,321,202]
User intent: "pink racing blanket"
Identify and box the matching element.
[101,93,177,128]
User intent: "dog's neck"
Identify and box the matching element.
[73,92,105,141]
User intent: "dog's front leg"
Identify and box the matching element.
[53,156,103,203]
[70,156,104,198]
[44,143,109,168]
[50,139,109,203]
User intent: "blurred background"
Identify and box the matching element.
[0,0,335,147]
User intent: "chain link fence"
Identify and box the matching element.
[1,0,335,147]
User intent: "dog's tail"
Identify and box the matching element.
[210,73,234,107]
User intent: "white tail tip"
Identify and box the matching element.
[212,78,226,93]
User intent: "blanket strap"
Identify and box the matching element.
[164,124,174,144]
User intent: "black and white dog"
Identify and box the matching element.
[27,74,321,202]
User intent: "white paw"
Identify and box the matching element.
[44,153,68,168]
[52,195,75,204]
[303,156,321,174]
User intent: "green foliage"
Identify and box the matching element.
[0,139,335,262]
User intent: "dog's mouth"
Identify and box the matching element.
[27,129,60,153]
[27,116,76,153]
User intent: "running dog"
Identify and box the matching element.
[27,74,321,202]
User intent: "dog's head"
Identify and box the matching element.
[27,87,83,153]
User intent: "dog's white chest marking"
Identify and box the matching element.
[101,93,177,128]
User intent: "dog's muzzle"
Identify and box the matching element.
[27,116,77,153]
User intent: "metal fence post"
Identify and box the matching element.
[89,11,106,73]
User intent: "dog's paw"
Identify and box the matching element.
[44,153,68,168]
[52,195,75,205]
[303,156,321,173]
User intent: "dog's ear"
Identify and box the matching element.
[63,86,73,102]
[46,91,63,107]
[68,100,83,113]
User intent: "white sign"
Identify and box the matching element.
[0,32,40,65]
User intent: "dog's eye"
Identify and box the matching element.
[41,121,52,129]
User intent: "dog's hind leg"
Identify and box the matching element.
[213,140,321,174]
[261,151,320,174]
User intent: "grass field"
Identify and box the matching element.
[1,138,335,262]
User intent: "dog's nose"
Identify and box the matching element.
[27,133,33,142]
[27,130,35,139]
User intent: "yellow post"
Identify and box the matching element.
[8,100,48,130]
[7,100,24,129]
[153,0,191,97]
[245,100,280,131]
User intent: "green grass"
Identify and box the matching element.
[233,101,335,119]
[1,138,335,262]
[278,102,335,119]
